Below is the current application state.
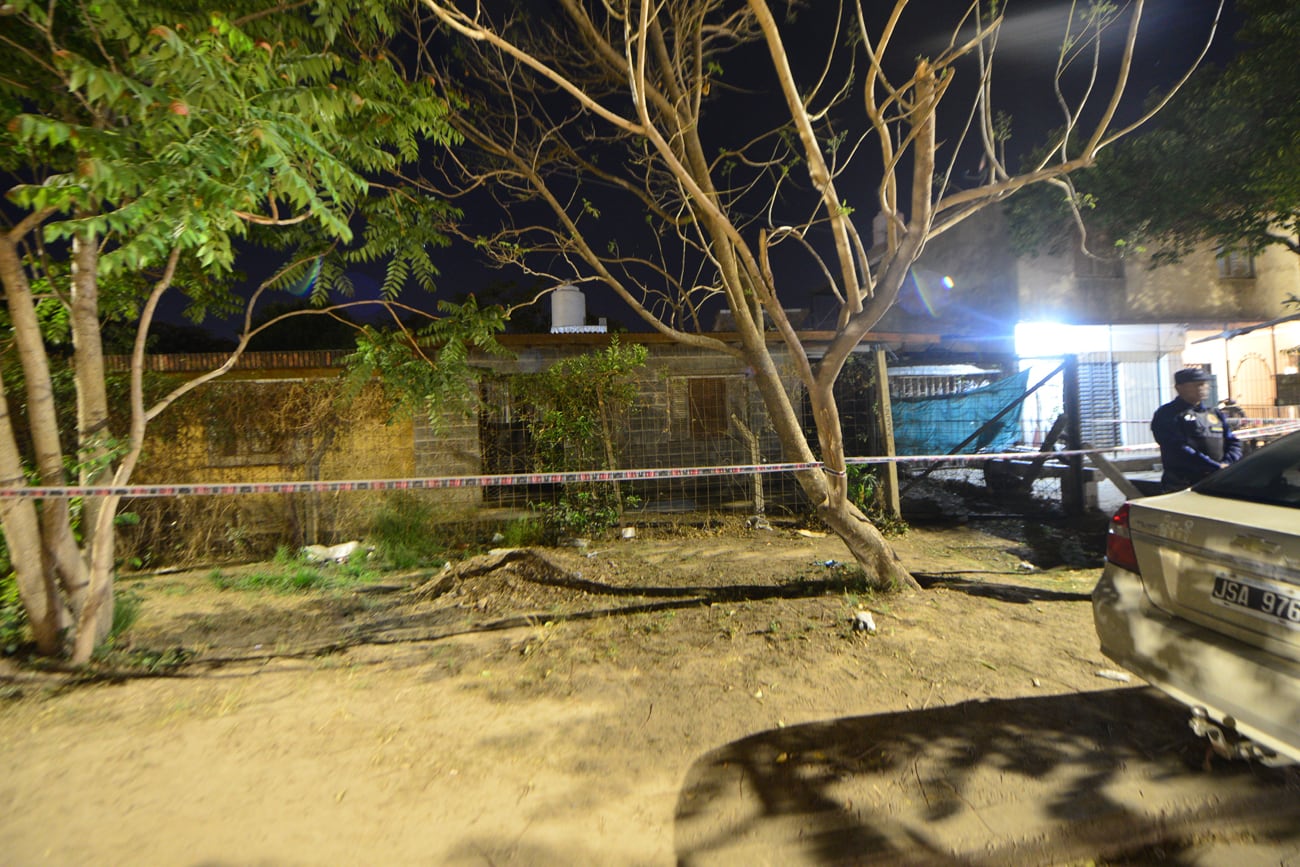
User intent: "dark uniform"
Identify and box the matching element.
[1151,395,1242,492]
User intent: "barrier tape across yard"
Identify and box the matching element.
[3,422,1297,499]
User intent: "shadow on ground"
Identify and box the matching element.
[674,687,1300,866]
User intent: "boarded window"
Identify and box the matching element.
[1216,249,1255,279]
[688,377,729,438]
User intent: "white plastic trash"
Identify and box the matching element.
[852,611,877,634]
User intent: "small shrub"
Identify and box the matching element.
[535,490,622,542]
[369,493,448,568]
[0,571,30,656]
[846,466,909,537]
[498,517,546,547]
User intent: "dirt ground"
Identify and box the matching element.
[2,513,1297,865]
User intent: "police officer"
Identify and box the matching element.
[1151,368,1243,492]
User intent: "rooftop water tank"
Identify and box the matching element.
[550,284,606,333]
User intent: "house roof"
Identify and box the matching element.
[104,349,351,374]
[104,329,962,376]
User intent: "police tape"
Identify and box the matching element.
[0,462,824,499]
[3,424,1296,500]
[0,447,1135,499]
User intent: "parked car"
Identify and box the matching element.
[1093,430,1300,766]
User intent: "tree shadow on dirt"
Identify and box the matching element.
[339,563,875,652]
[674,688,1300,866]
[912,572,1092,603]
[59,551,880,671]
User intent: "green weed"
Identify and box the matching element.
[207,552,378,594]
[846,466,910,537]
[111,590,142,637]
[535,490,635,541]
[498,517,546,547]
[369,493,449,568]
[0,570,29,655]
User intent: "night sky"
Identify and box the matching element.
[199,0,1239,343]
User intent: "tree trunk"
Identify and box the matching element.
[71,233,113,542]
[817,497,916,589]
[730,413,765,517]
[731,323,919,591]
[72,497,119,663]
[0,376,69,656]
[68,245,184,662]
[0,234,88,610]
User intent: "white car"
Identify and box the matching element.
[1093,430,1300,766]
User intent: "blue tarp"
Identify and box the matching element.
[891,369,1031,457]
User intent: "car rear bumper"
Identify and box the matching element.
[1093,563,1300,765]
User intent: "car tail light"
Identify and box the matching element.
[1105,502,1140,573]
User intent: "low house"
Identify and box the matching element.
[114,319,943,555]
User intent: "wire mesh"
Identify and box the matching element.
[110,350,1300,567]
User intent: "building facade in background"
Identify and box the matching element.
[877,207,1300,449]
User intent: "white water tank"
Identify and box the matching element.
[550,284,607,333]
[550,284,585,332]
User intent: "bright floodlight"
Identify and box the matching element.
[1015,322,1112,358]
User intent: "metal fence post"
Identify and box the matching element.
[872,347,901,519]
[1062,354,1085,515]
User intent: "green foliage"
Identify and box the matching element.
[2,0,463,318]
[516,338,648,471]
[345,296,511,431]
[82,586,144,661]
[0,571,30,656]
[513,340,648,537]
[535,491,626,541]
[110,590,143,640]
[497,517,547,547]
[845,467,908,537]
[0,0,479,661]
[367,494,450,569]
[207,548,377,593]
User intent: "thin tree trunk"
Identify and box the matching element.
[71,232,113,542]
[0,233,88,610]
[734,323,919,591]
[69,246,181,663]
[72,494,120,663]
[0,375,68,655]
[730,413,764,517]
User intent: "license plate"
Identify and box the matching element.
[1210,574,1300,629]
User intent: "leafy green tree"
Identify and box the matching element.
[515,339,648,536]
[1009,0,1299,264]
[519,338,647,471]
[0,1,464,661]
[344,295,511,430]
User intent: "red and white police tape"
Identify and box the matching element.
[3,422,1297,499]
